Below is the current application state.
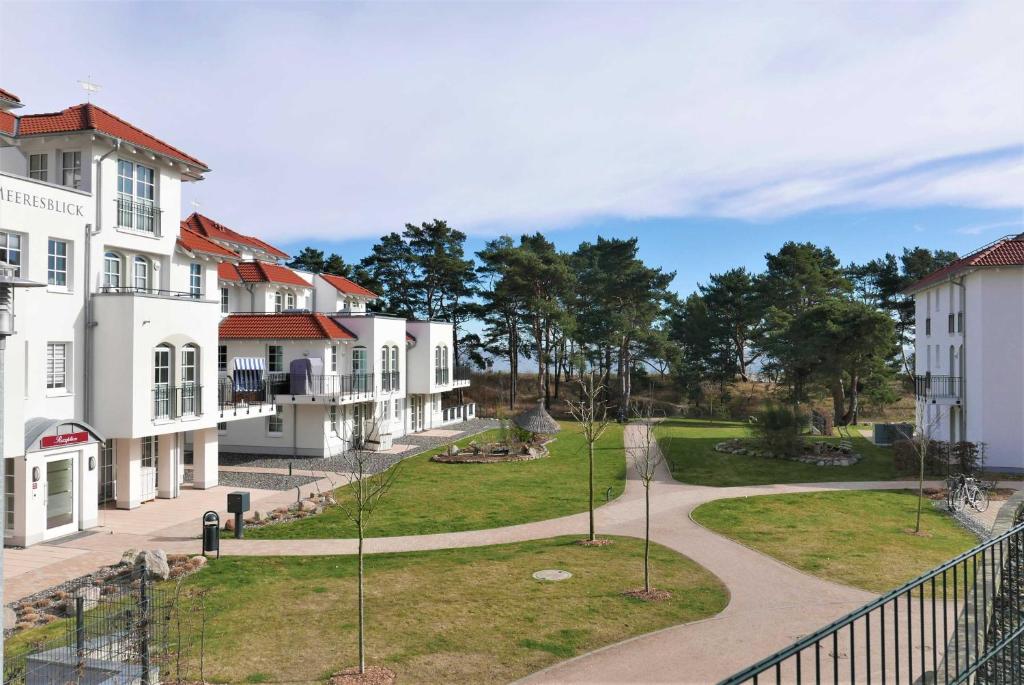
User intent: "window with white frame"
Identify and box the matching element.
[46,342,68,391]
[47,239,68,287]
[381,400,390,421]
[329,405,338,434]
[0,231,23,276]
[141,436,157,469]
[330,345,338,372]
[286,292,296,309]
[61,151,81,189]
[391,346,399,382]
[29,153,48,182]
[267,345,283,373]
[133,256,150,291]
[220,287,229,314]
[189,263,202,298]
[218,344,227,372]
[117,160,157,231]
[4,457,13,533]
[103,252,122,288]
[181,345,199,416]
[274,291,283,313]
[268,406,284,435]
[381,347,390,390]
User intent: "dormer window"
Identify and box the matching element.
[61,151,81,189]
[286,292,296,310]
[274,291,283,313]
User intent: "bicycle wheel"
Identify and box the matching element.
[951,486,967,513]
[972,488,990,513]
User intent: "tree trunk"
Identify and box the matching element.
[357,521,365,674]
[588,440,595,542]
[643,484,651,592]
[830,377,846,426]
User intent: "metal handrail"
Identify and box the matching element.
[115,195,162,236]
[98,285,203,299]
[454,365,472,382]
[915,374,962,399]
[153,384,203,420]
[719,517,1024,684]
[269,372,375,398]
[381,371,401,392]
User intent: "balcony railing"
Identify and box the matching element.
[153,384,202,420]
[435,367,450,385]
[454,366,472,383]
[98,285,203,299]
[915,374,962,399]
[381,371,400,392]
[441,403,476,424]
[269,372,375,400]
[116,195,161,236]
[218,377,276,417]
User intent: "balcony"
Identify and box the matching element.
[381,371,401,393]
[268,372,376,404]
[99,285,203,300]
[152,384,203,421]
[440,403,476,425]
[217,377,277,420]
[116,195,162,236]
[453,365,472,387]
[915,374,962,402]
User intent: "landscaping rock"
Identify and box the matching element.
[299,499,318,513]
[120,549,138,565]
[73,586,101,611]
[135,549,171,580]
[224,517,236,532]
[4,606,15,630]
[190,555,208,569]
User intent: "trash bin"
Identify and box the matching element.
[202,511,220,558]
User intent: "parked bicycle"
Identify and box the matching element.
[946,473,990,513]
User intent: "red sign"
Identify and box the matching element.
[40,431,90,449]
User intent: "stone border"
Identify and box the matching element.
[714,439,862,467]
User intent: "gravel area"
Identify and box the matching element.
[182,468,319,491]
[216,418,500,477]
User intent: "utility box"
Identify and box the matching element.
[227,491,250,514]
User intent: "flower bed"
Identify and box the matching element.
[714,438,862,467]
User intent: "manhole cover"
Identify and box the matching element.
[533,569,572,581]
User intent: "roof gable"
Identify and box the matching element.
[904,234,1024,293]
[183,212,288,259]
[178,226,239,258]
[219,313,357,340]
[219,261,309,287]
[319,273,378,299]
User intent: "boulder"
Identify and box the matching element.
[120,548,138,565]
[251,510,265,523]
[190,555,208,569]
[224,517,236,532]
[73,586,102,611]
[4,606,16,630]
[135,549,171,580]
[299,499,318,513]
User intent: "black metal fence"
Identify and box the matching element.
[115,195,161,236]
[217,376,276,418]
[271,372,375,399]
[915,374,962,399]
[719,515,1024,685]
[98,285,202,299]
[4,564,207,685]
[152,384,203,420]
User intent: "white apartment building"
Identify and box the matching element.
[198,213,476,459]
[905,233,1024,472]
[0,89,273,546]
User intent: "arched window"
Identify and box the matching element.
[133,256,150,292]
[381,346,390,390]
[153,344,172,419]
[181,344,199,416]
[391,345,399,381]
[103,252,122,289]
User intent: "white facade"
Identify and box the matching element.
[909,239,1024,471]
[0,98,272,545]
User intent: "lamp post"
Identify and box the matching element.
[0,261,44,672]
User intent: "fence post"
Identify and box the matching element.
[139,566,151,685]
[75,596,85,675]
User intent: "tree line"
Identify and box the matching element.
[286,222,957,424]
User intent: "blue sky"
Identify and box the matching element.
[1,1,1021,297]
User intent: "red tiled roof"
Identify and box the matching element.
[319,273,378,298]
[0,87,21,104]
[218,261,309,287]
[182,212,288,259]
[178,226,239,258]
[220,313,357,340]
[904,234,1024,293]
[0,110,14,135]
[16,103,208,170]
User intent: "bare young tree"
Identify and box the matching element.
[566,371,612,542]
[628,399,666,594]
[334,405,402,675]
[897,403,946,534]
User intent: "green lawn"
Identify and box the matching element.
[248,421,625,539]
[692,490,976,593]
[658,418,900,486]
[0,537,724,684]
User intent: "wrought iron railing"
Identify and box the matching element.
[719,516,1024,685]
[915,374,962,399]
[98,285,202,299]
[454,365,472,383]
[116,195,161,235]
[268,372,375,399]
[153,384,202,420]
[381,371,400,392]
[435,367,450,385]
[217,376,277,418]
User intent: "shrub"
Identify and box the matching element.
[751,405,804,457]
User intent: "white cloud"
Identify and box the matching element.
[2,1,1022,240]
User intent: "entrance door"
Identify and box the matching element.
[352,404,365,448]
[139,436,158,502]
[45,457,76,537]
[410,396,424,432]
[99,440,116,505]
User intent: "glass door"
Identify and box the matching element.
[46,458,74,530]
[139,437,158,501]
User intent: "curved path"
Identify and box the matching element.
[213,424,962,683]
